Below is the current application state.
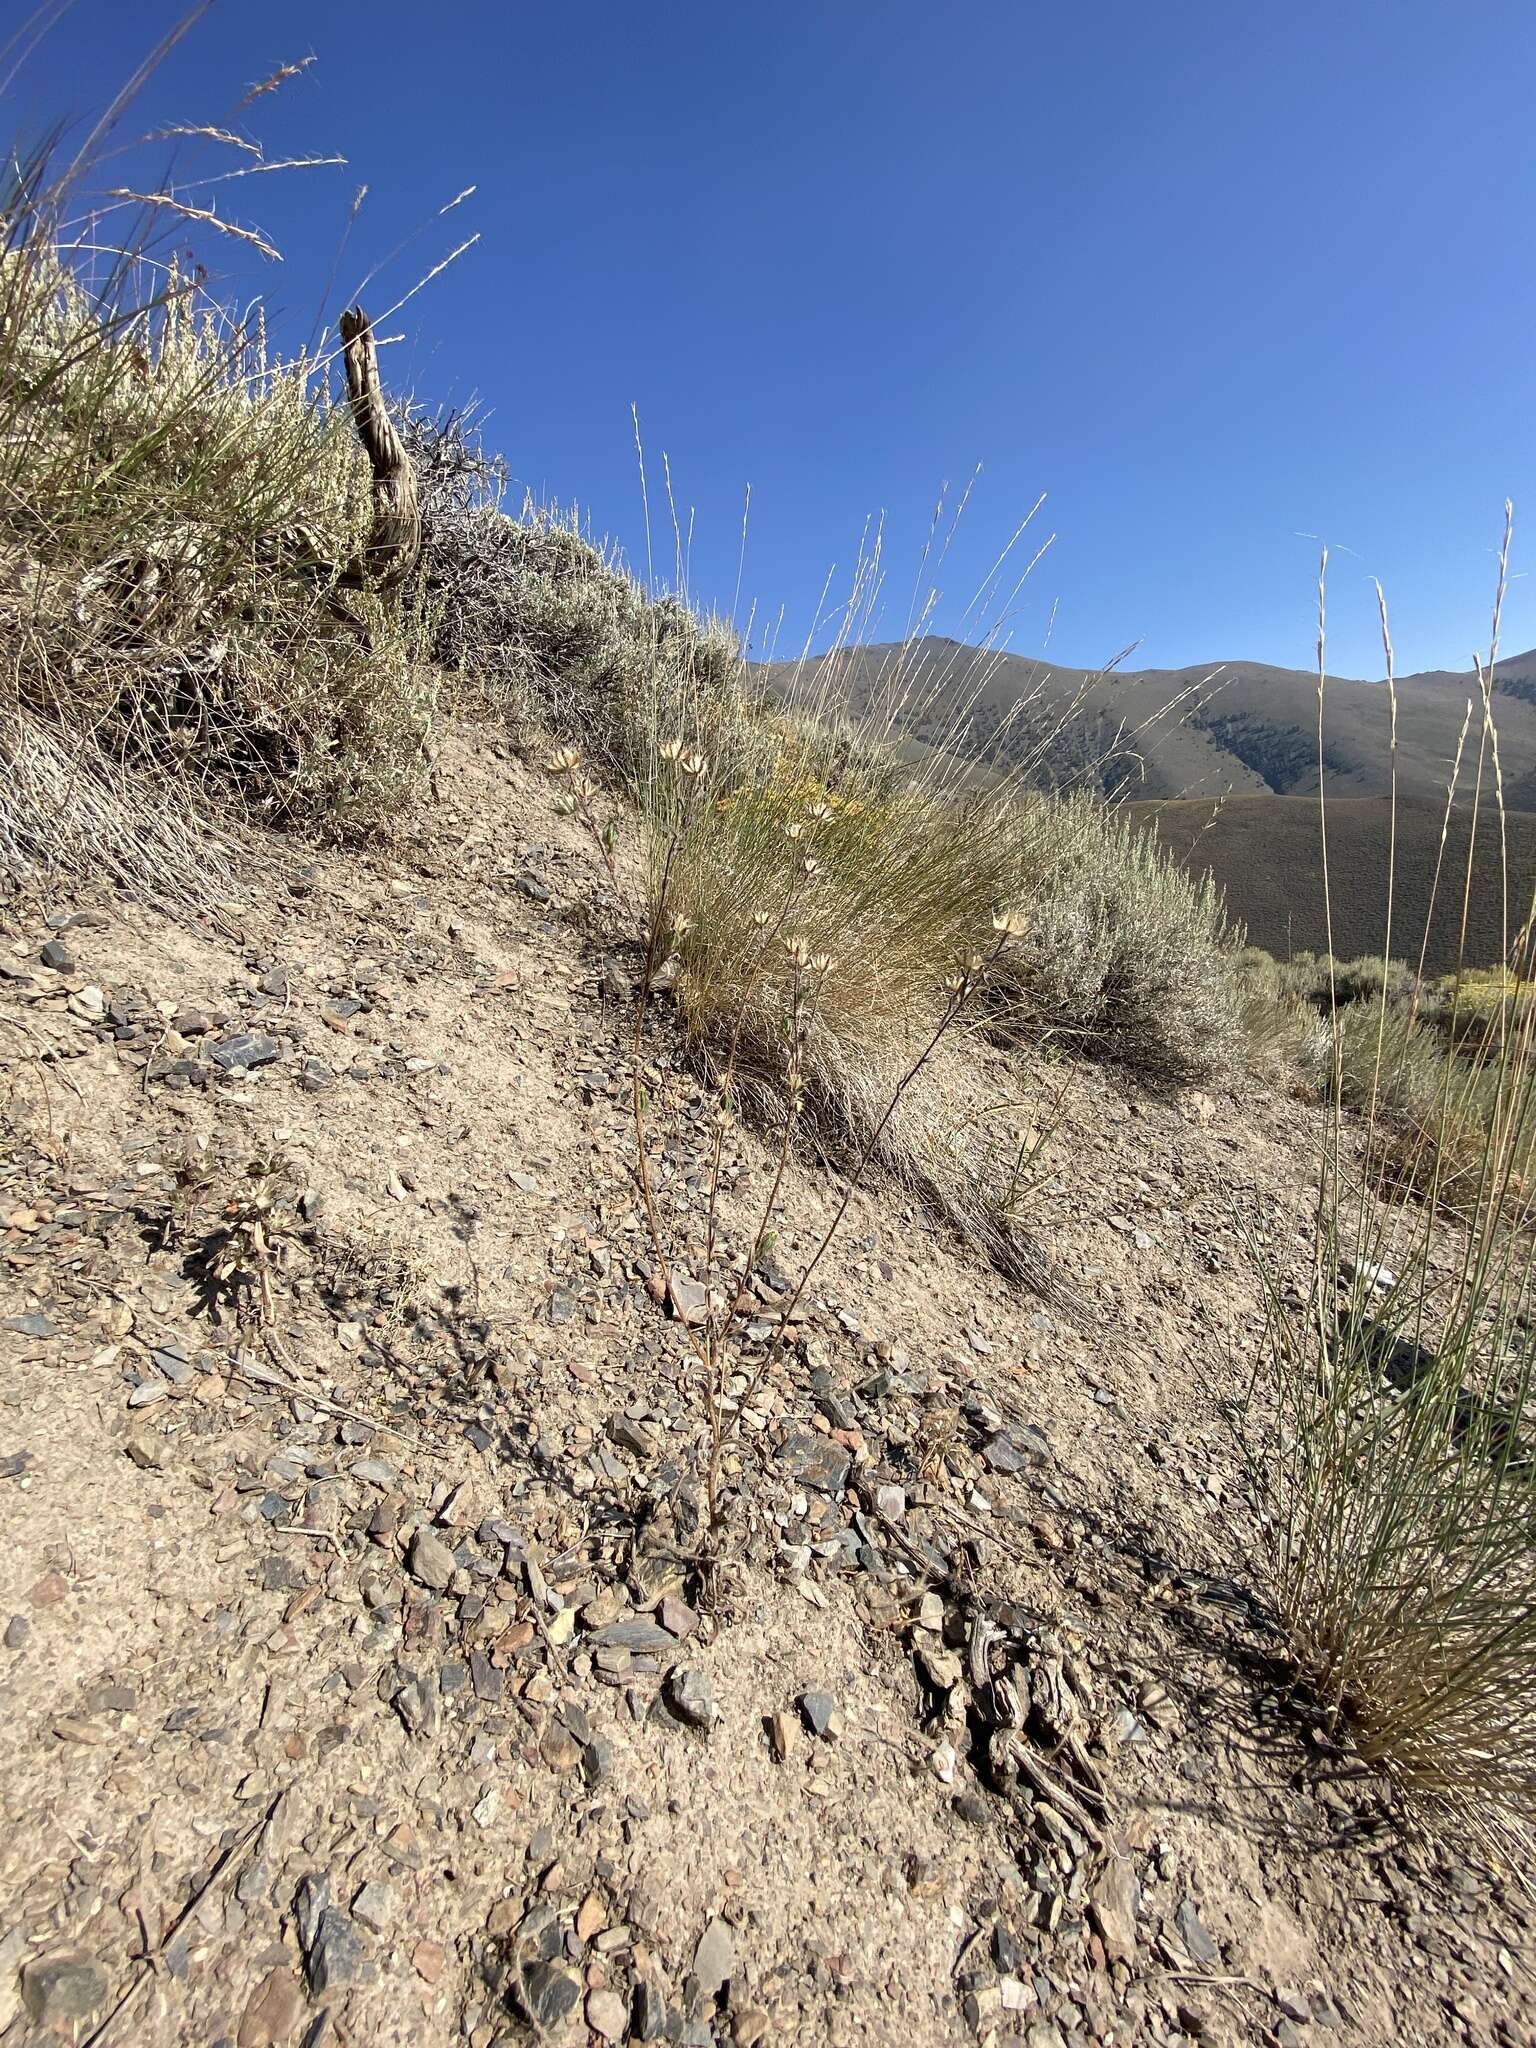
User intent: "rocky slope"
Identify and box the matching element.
[0,731,1529,2048]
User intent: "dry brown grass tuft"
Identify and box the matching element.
[0,703,242,907]
[650,715,1241,1277]
[1,57,444,897]
[1247,526,1536,1838]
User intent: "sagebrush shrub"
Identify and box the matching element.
[406,412,750,789]
[1302,996,1536,1212]
[990,794,1244,1085]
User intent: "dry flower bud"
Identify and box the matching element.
[810,953,832,976]
[784,821,806,841]
[992,909,1029,939]
[784,936,811,968]
[659,737,685,763]
[679,750,708,778]
[751,911,772,930]
[807,801,833,821]
[546,745,581,775]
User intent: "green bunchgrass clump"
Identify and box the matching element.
[1247,536,1536,1836]
[1304,998,1536,1217]
[2,103,438,892]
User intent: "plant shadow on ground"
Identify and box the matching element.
[1079,1498,1408,1860]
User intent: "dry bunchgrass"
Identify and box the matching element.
[556,734,1037,1535]
[648,719,1034,1270]
[1247,528,1536,1838]
[0,701,241,908]
[1,72,441,894]
[645,696,1242,1273]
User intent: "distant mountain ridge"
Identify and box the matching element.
[759,636,1536,969]
[761,636,1536,805]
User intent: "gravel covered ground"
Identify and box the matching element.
[0,731,1530,2048]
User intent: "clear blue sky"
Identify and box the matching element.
[11,0,1536,676]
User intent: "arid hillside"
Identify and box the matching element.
[2,732,1532,2048]
[4,56,1534,2046]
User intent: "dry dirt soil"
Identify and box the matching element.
[0,731,1530,2048]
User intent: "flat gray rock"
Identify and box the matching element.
[1175,1898,1220,1966]
[690,1915,734,2004]
[208,1030,281,1071]
[665,1665,717,1730]
[778,1430,851,1493]
[408,1527,456,1591]
[587,1615,677,1653]
[308,1905,369,1990]
[21,1955,108,2028]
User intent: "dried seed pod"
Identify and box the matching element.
[985,1669,1025,1731]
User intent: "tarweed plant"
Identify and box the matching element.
[553,735,1029,1539]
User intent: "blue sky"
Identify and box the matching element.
[11,0,1536,676]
